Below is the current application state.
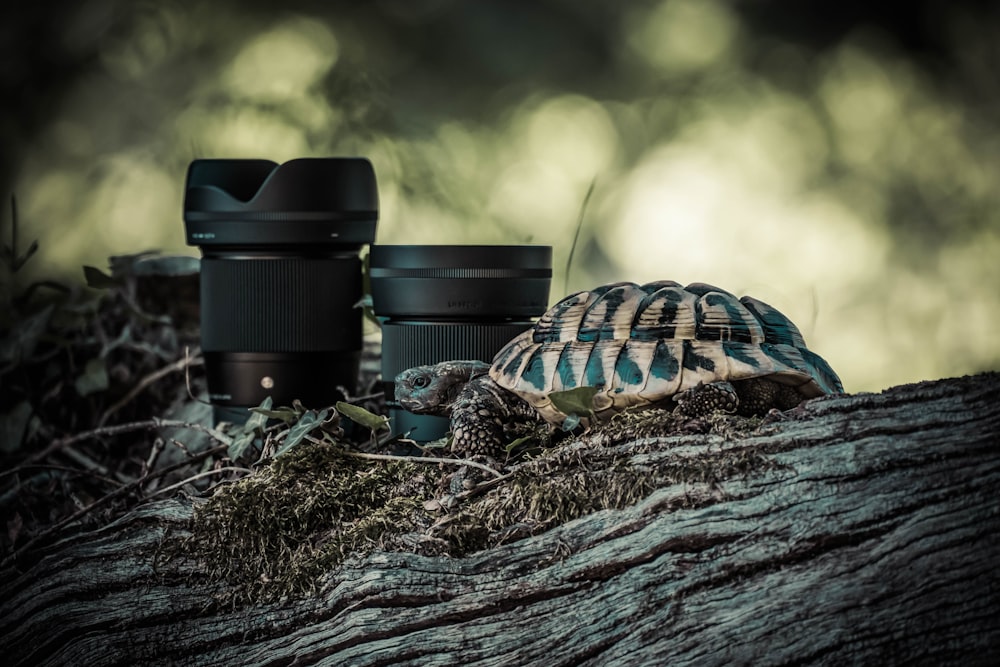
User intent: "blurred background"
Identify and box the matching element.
[1,0,998,394]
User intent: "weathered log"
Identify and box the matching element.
[1,373,998,666]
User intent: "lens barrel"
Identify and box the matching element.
[184,158,377,422]
[370,244,552,441]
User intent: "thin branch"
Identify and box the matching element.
[184,346,212,406]
[342,390,384,404]
[59,445,135,485]
[563,177,596,295]
[1,464,125,488]
[296,433,506,479]
[98,352,204,426]
[14,418,232,472]
[344,449,506,479]
[141,466,253,501]
[144,437,166,475]
[0,444,229,569]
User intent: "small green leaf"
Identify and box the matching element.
[274,408,330,457]
[336,401,389,433]
[74,358,109,396]
[227,431,256,461]
[228,397,272,459]
[244,396,273,433]
[83,265,120,289]
[548,386,599,419]
[504,435,534,453]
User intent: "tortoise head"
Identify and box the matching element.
[394,360,492,416]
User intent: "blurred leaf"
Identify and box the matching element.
[504,434,534,453]
[244,397,273,433]
[336,401,389,433]
[74,358,109,396]
[83,265,120,289]
[0,401,32,453]
[561,414,582,432]
[505,431,546,458]
[275,408,331,457]
[229,397,272,460]
[0,304,54,366]
[548,386,599,420]
[228,431,256,461]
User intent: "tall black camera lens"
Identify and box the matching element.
[184,158,377,421]
[370,245,552,441]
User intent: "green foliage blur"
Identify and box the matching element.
[3,0,999,393]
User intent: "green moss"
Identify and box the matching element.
[171,407,777,603]
[434,412,774,555]
[178,440,437,603]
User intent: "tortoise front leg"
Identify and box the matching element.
[450,376,541,460]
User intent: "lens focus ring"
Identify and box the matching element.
[200,256,361,352]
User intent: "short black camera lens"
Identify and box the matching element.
[370,244,552,441]
[184,157,377,422]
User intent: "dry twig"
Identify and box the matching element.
[16,418,232,472]
[1,444,229,569]
[98,352,204,426]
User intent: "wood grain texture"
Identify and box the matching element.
[2,373,998,666]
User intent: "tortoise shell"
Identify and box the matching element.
[489,280,844,425]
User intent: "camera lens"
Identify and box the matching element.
[370,244,552,441]
[184,158,377,422]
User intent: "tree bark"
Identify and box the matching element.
[1,373,998,666]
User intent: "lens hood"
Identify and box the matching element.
[369,245,552,319]
[184,156,377,420]
[184,158,378,247]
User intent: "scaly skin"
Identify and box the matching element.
[733,378,804,414]
[396,363,804,460]
[674,378,803,417]
[448,375,544,458]
[395,361,544,459]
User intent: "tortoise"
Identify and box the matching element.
[394,280,843,459]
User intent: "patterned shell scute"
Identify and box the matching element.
[489,281,844,425]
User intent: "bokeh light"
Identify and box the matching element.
[5,0,999,393]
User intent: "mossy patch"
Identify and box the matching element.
[171,406,777,604]
[434,415,773,555]
[177,440,439,603]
